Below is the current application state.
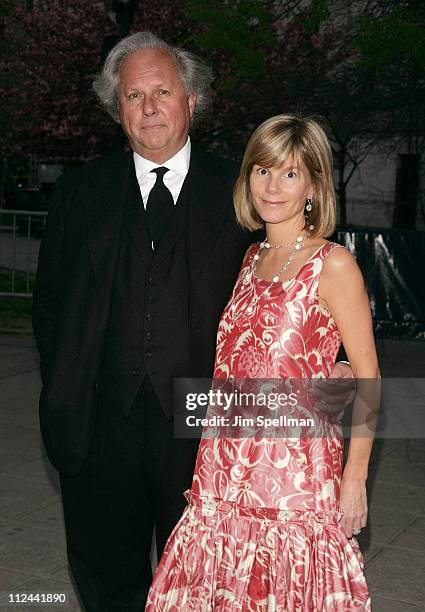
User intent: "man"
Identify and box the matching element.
[33,31,253,611]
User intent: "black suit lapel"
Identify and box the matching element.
[86,152,131,287]
[186,151,231,291]
[124,163,153,265]
[86,152,153,286]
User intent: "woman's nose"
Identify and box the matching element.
[265,175,281,194]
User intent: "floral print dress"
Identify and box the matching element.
[147,241,371,611]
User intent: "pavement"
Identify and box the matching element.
[0,334,424,611]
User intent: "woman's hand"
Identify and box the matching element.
[339,472,368,538]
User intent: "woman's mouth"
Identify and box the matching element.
[261,199,286,207]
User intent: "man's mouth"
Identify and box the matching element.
[141,124,165,130]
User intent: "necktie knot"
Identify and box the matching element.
[152,166,169,181]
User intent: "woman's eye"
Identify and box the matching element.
[284,171,296,178]
[256,167,268,176]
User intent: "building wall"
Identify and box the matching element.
[343,148,425,230]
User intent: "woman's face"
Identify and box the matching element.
[249,158,314,227]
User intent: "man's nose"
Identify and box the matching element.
[142,95,157,116]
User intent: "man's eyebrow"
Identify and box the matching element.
[124,81,170,89]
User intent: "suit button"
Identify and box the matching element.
[148,276,155,286]
[146,313,153,321]
[145,352,152,359]
[147,296,154,304]
[145,332,152,341]
[131,369,140,376]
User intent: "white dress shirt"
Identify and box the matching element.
[133,137,191,207]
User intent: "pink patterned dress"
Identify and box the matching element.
[147,241,371,611]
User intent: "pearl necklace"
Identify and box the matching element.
[238,232,307,317]
[262,236,301,249]
[253,233,306,283]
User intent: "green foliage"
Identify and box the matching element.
[306,0,331,32]
[357,9,425,70]
[186,0,274,81]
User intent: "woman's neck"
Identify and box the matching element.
[264,221,305,247]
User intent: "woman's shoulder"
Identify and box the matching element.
[320,241,356,267]
[319,241,363,286]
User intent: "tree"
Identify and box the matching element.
[0,0,197,194]
[356,2,425,227]
[2,0,422,228]
[0,0,201,204]
[187,0,425,227]
[0,0,117,168]
[275,3,390,226]
[185,0,304,156]
[187,0,385,224]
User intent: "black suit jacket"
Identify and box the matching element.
[33,146,257,476]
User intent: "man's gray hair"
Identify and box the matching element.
[93,31,213,125]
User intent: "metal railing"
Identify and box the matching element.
[0,209,47,298]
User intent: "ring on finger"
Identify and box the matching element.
[352,527,362,535]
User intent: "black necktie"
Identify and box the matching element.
[146,167,174,248]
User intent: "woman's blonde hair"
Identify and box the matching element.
[234,114,336,237]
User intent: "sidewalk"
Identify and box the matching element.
[0,334,424,611]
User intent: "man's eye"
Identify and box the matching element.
[129,92,139,99]
[158,89,170,95]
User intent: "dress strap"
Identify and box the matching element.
[320,241,345,260]
[294,241,345,290]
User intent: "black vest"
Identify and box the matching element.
[99,165,190,418]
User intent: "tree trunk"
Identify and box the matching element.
[392,153,419,229]
[336,147,347,227]
[339,183,347,227]
[113,0,137,38]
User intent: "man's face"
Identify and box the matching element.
[117,48,196,164]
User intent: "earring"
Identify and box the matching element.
[305,198,312,212]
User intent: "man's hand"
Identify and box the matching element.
[329,361,354,379]
[312,362,356,417]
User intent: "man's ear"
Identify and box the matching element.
[188,92,197,120]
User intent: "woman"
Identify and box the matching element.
[147,115,379,610]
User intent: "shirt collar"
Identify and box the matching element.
[133,137,191,181]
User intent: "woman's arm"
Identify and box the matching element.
[319,246,380,538]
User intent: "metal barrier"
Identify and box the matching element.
[0,209,47,298]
